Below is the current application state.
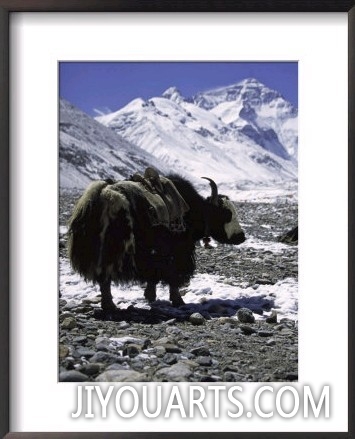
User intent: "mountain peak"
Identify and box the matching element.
[162,86,185,103]
[238,77,265,87]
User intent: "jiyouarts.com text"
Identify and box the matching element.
[71,384,330,419]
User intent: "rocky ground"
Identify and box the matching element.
[59,190,298,383]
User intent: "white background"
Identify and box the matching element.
[10,13,348,432]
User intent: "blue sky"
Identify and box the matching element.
[59,62,298,117]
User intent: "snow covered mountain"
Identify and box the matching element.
[59,99,168,189]
[194,78,298,159]
[96,78,298,196]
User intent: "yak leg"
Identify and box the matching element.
[99,278,117,316]
[144,281,157,302]
[169,285,185,307]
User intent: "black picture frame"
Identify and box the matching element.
[0,1,353,438]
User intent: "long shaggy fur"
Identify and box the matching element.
[67,173,245,310]
[68,178,195,288]
[68,181,136,283]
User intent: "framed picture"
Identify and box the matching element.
[1,1,353,438]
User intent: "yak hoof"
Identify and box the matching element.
[101,305,118,321]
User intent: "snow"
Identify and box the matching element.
[60,241,298,322]
[59,99,169,189]
[60,259,297,321]
[94,83,297,193]
[59,78,298,320]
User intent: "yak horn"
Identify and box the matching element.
[201,177,218,206]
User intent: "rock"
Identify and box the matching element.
[79,363,102,376]
[280,318,295,326]
[61,317,77,330]
[189,313,205,326]
[190,346,210,356]
[152,337,170,346]
[110,336,146,346]
[154,346,166,357]
[163,353,178,365]
[278,226,298,244]
[59,312,75,323]
[117,321,130,330]
[89,351,122,364]
[196,356,212,366]
[95,336,111,351]
[83,296,101,305]
[163,318,177,326]
[59,344,69,359]
[165,326,182,335]
[75,347,96,358]
[223,371,245,382]
[122,344,141,358]
[73,335,88,344]
[236,308,255,324]
[286,372,298,381]
[239,324,257,335]
[105,363,128,371]
[266,311,278,324]
[217,317,239,326]
[96,369,149,382]
[161,344,182,354]
[59,299,67,307]
[156,362,193,381]
[258,330,274,337]
[266,339,276,346]
[59,370,89,382]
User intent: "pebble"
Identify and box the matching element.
[96,369,149,382]
[239,325,257,335]
[154,346,166,357]
[218,317,239,326]
[258,330,274,337]
[163,353,178,365]
[196,356,212,366]
[59,196,298,383]
[59,370,89,382]
[266,339,276,346]
[59,344,69,359]
[73,336,88,343]
[79,363,102,376]
[286,372,298,381]
[190,346,210,356]
[156,362,193,381]
[122,345,141,358]
[189,313,205,325]
[266,311,278,324]
[223,371,245,382]
[89,351,122,364]
[83,296,101,304]
[161,344,182,354]
[61,317,77,330]
[75,347,96,358]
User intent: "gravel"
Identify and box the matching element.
[59,191,298,382]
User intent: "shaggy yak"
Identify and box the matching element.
[68,168,245,317]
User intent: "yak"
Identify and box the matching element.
[67,168,245,318]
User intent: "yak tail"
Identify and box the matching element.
[67,180,136,284]
[67,181,109,282]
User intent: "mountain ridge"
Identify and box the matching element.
[96,78,297,188]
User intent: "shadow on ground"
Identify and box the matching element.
[93,295,275,324]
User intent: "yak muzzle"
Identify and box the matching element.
[231,231,246,245]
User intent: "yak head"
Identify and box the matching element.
[202,177,246,246]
